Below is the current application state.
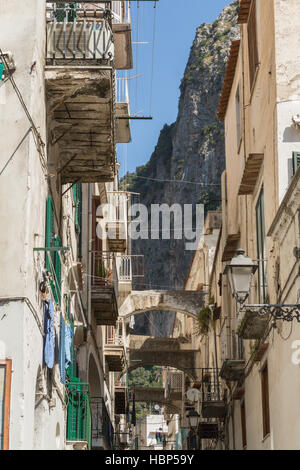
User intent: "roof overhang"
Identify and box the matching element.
[238,153,264,195]
[238,0,252,24]
[217,40,240,122]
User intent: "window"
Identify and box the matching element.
[235,84,243,149]
[0,360,12,450]
[247,0,259,90]
[261,363,270,438]
[292,152,300,175]
[256,187,267,302]
[240,400,247,449]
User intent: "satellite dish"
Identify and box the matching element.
[186,388,200,403]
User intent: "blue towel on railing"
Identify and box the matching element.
[65,324,73,370]
[59,313,66,384]
[59,314,74,383]
[44,300,54,369]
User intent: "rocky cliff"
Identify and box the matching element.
[121,2,239,336]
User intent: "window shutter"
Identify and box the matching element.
[292,152,300,175]
[0,63,3,82]
[45,196,55,273]
[45,196,55,249]
[54,235,62,300]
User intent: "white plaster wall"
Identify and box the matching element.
[276,101,300,204]
[0,301,66,450]
[274,0,300,203]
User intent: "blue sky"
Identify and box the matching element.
[117,0,230,178]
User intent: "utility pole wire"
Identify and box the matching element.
[0,127,32,177]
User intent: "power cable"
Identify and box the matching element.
[0,127,32,177]
[132,175,222,186]
[149,1,157,116]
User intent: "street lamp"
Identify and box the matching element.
[186,409,200,430]
[224,249,300,324]
[223,249,258,304]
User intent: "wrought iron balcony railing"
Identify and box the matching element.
[66,379,92,449]
[201,368,226,419]
[90,397,114,450]
[91,251,116,289]
[46,3,114,63]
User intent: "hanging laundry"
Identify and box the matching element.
[65,324,73,370]
[59,313,66,384]
[43,300,54,369]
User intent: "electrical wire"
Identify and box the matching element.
[0,127,32,177]
[0,49,48,174]
[149,1,157,117]
[134,1,140,110]
[132,175,222,186]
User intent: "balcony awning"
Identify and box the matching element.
[221,233,240,262]
[238,0,252,24]
[238,153,263,195]
[217,41,240,122]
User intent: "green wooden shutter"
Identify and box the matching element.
[45,196,55,272]
[73,184,82,258]
[45,196,62,305]
[0,63,3,82]
[53,235,62,304]
[293,152,300,175]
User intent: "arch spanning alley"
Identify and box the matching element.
[127,360,198,382]
[119,290,206,320]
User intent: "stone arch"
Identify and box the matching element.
[119,290,205,320]
[127,362,197,382]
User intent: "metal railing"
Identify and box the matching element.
[116,77,129,104]
[105,325,123,346]
[115,254,144,282]
[46,3,114,62]
[201,368,222,403]
[90,251,116,287]
[66,380,92,449]
[90,397,114,449]
[220,319,244,362]
[112,1,131,24]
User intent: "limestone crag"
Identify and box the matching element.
[121,2,239,336]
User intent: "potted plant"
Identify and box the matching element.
[196,306,212,335]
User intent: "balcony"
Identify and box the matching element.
[66,379,92,450]
[116,78,131,143]
[200,369,226,419]
[45,3,116,184]
[90,397,114,450]
[112,1,133,70]
[219,325,245,382]
[198,422,219,440]
[237,306,269,340]
[105,191,128,253]
[115,386,126,415]
[91,251,118,326]
[220,360,245,382]
[165,372,183,401]
[104,325,125,372]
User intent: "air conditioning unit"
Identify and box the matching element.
[170,372,183,389]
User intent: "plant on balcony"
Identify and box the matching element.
[196,306,212,335]
[98,261,108,284]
